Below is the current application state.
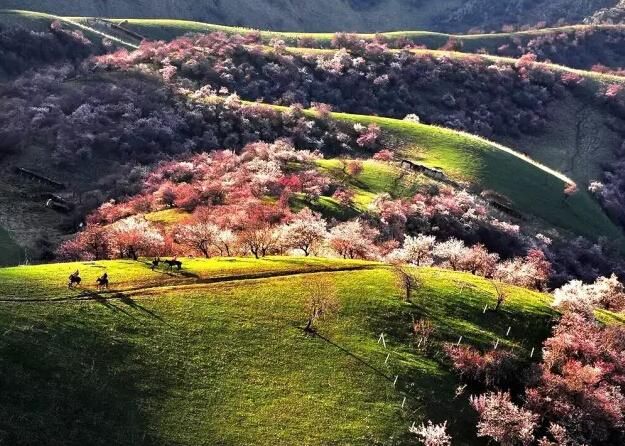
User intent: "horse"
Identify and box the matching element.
[68,270,81,288]
[164,259,183,270]
[96,273,109,290]
[151,257,161,270]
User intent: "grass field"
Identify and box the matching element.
[0,257,564,445]
[322,111,624,244]
[317,158,428,208]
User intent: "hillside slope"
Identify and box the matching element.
[0,257,556,445]
[0,0,620,32]
[8,10,625,72]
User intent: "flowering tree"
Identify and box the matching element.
[563,183,579,200]
[402,234,436,266]
[56,224,111,261]
[238,224,283,259]
[525,249,552,290]
[494,251,551,291]
[592,273,625,311]
[355,124,381,149]
[466,312,625,446]
[433,238,468,270]
[328,220,379,259]
[110,217,165,260]
[470,392,538,446]
[281,208,328,256]
[345,160,364,177]
[552,279,601,314]
[525,313,625,445]
[176,221,220,258]
[332,188,355,207]
[372,149,394,162]
[214,229,236,257]
[460,243,500,277]
[409,420,452,446]
[552,273,625,314]
[445,344,519,388]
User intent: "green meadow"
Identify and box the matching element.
[0,257,565,445]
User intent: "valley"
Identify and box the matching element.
[1,4,625,446]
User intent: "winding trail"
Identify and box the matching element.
[0,264,378,304]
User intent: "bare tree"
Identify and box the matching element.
[394,265,418,302]
[493,282,507,312]
[304,277,340,333]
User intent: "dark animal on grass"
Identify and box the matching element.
[164,258,183,270]
[68,270,81,288]
[96,273,109,290]
[151,257,161,270]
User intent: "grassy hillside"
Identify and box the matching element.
[5,9,623,188]
[8,10,625,59]
[321,110,624,243]
[0,1,617,32]
[0,257,558,445]
[84,18,625,60]
[0,1,464,33]
[2,9,625,255]
[0,10,139,48]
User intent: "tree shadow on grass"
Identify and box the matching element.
[312,330,394,382]
[0,312,180,446]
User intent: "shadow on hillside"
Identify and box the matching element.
[78,290,170,327]
[0,313,179,446]
[313,331,393,382]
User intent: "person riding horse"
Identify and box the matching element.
[68,270,81,288]
[96,272,109,290]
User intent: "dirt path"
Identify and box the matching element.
[0,264,379,304]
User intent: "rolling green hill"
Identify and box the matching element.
[2,9,625,256]
[4,9,625,187]
[0,0,618,32]
[0,257,558,445]
[321,109,624,243]
[8,9,625,68]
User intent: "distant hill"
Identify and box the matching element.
[0,0,621,32]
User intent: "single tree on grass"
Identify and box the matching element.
[304,278,340,333]
[394,265,418,301]
[403,234,436,266]
[493,282,507,312]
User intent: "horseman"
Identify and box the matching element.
[68,270,81,288]
[96,272,109,290]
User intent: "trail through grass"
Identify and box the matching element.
[0,258,566,445]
